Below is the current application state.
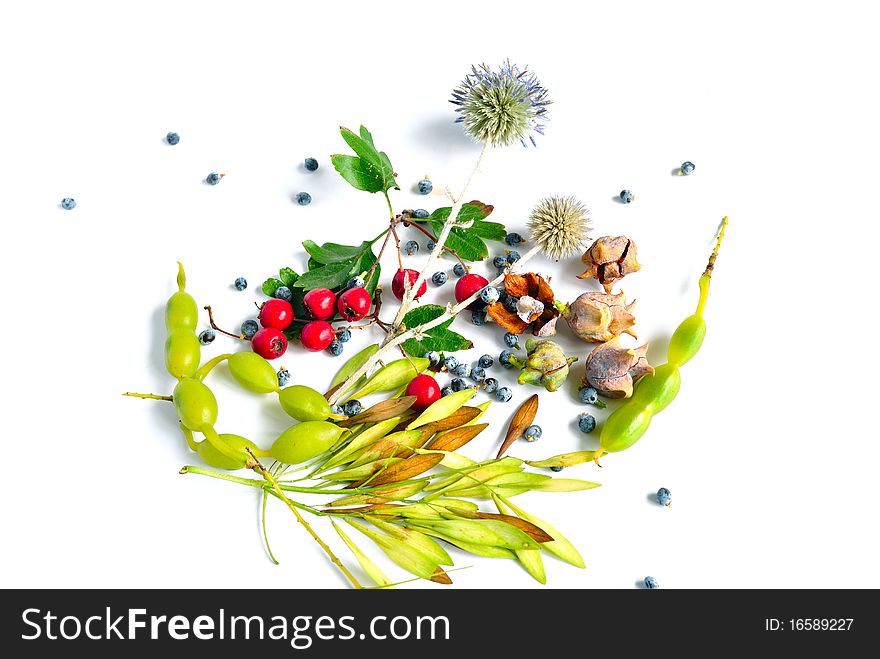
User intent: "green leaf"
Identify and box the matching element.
[400,305,472,356]
[330,343,380,389]
[292,262,353,290]
[425,203,506,262]
[262,278,283,297]
[332,521,394,589]
[331,154,385,193]
[331,126,398,194]
[303,240,371,265]
[279,268,299,288]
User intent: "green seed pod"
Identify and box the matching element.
[173,377,218,431]
[270,421,347,465]
[228,352,279,394]
[667,314,706,367]
[631,363,681,414]
[197,433,259,470]
[165,328,201,379]
[165,263,198,331]
[516,339,577,392]
[278,385,335,421]
[599,404,652,453]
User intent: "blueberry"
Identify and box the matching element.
[413,209,429,219]
[442,356,459,371]
[506,250,521,265]
[404,240,419,255]
[493,256,507,269]
[643,576,659,589]
[503,295,519,312]
[550,466,563,472]
[336,329,352,343]
[274,286,293,301]
[505,233,523,246]
[432,272,448,286]
[577,413,596,433]
[453,263,466,277]
[417,178,433,195]
[503,333,520,349]
[296,192,312,206]
[241,319,259,338]
[452,362,469,378]
[342,400,362,416]
[523,424,542,442]
[199,329,216,345]
[495,387,512,402]
[304,157,319,171]
[426,240,436,250]
[327,340,343,356]
[347,276,365,289]
[441,386,454,397]
[656,488,672,507]
[619,189,634,203]
[424,351,440,367]
[207,172,222,185]
[470,366,486,382]
[277,368,291,387]
[472,309,487,325]
[578,387,599,405]
[166,132,180,145]
[478,354,494,369]
[330,404,344,415]
[234,277,247,291]
[482,377,498,394]
[61,198,76,210]
[480,287,500,304]
[451,377,467,392]
[680,161,695,176]
[499,349,516,367]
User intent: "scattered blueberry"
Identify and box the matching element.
[550,466,564,472]
[503,296,519,313]
[304,157,319,171]
[578,386,599,405]
[505,233,523,246]
[470,366,486,382]
[680,161,695,176]
[503,333,520,350]
[453,263,466,277]
[241,319,259,338]
[493,256,507,269]
[347,276,365,289]
[619,189,634,203]
[296,192,312,206]
[207,172,222,185]
[426,240,436,250]
[499,349,516,367]
[482,377,498,394]
[61,198,76,210]
[274,286,293,302]
[327,340,343,356]
[277,368,291,387]
[166,132,180,145]
[404,240,419,255]
[577,413,596,433]
[413,209,429,219]
[495,387,513,402]
[442,356,459,371]
[417,178,433,195]
[506,250,521,265]
[478,354,494,369]
[471,309,487,325]
[424,351,440,367]
[451,377,467,392]
[523,425,542,442]
[480,287,500,304]
[342,400,362,416]
[441,386,454,397]
[643,576,659,589]
[330,404,344,416]
[199,329,216,345]
[452,362,469,378]
[656,488,672,507]
[432,272,448,286]
[336,329,352,343]
[234,277,247,291]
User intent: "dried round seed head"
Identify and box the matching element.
[527,195,592,260]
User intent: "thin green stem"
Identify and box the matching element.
[123,391,172,401]
[195,353,232,382]
[382,191,394,220]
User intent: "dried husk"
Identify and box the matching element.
[577,235,641,293]
[584,337,654,398]
[562,291,637,343]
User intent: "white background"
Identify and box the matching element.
[1,1,878,589]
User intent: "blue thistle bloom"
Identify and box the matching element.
[450,60,551,148]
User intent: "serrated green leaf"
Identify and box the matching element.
[332,521,394,588]
[331,154,386,193]
[400,305,472,356]
[303,240,371,265]
[262,277,283,297]
[279,268,299,288]
[332,126,398,194]
[428,203,493,224]
[292,262,353,290]
[425,203,505,262]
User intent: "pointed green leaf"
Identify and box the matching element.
[407,387,476,430]
[302,240,371,265]
[262,277,283,297]
[494,497,546,583]
[323,457,404,481]
[332,126,398,194]
[331,154,385,193]
[278,268,299,288]
[401,304,473,356]
[531,478,602,492]
[498,496,586,569]
[349,358,429,399]
[410,526,517,559]
[366,516,453,566]
[292,261,353,290]
[332,521,394,588]
[347,520,450,583]
[316,416,402,474]
[330,343,380,390]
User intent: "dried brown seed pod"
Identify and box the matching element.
[577,236,641,293]
[584,338,654,398]
[560,290,637,343]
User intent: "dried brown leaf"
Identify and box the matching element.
[503,273,531,297]
[428,423,489,453]
[338,396,417,427]
[356,453,445,488]
[487,302,529,334]
[497,394,539,459]
[430,567,454,585]
[419,406,482,433]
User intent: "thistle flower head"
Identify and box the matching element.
[528,196,592,260]
[450,60,551,148]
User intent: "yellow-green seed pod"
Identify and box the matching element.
[173,377,218,431]
[165,328,201,379]
[599,404,652,453]
[278,385,334,421]
[197,433,259,470]
[165,263,198,331]
[631,363,681,414]
[228,352,279,394]
[270,421,347,465]
[667,314,706,367]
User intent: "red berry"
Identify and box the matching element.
[405,374,441,410]
[392,269,427,301]
[300,320,335,352]
[258,298,294,330]
[455,273,489,309]
[303,288,337,320]
[251,327,288,360]
[337,287,371,321]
